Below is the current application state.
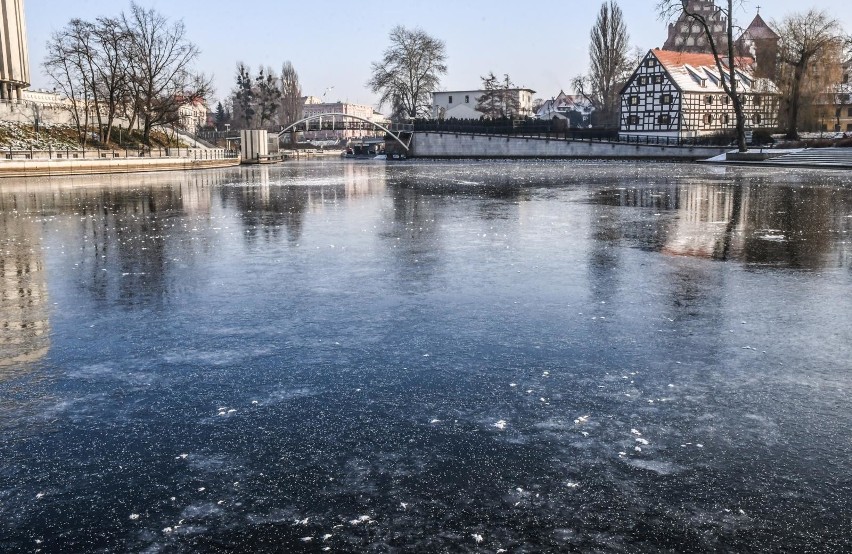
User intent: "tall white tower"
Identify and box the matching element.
[0,0,30,102]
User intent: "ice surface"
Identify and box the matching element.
[2,161,851,552]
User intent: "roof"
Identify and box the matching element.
[649,49,777,95]
[742,14,779,41]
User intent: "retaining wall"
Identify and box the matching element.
[411,132,727,160]
[0,156,239,179]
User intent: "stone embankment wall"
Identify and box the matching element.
[411,132,727,160]
[0,155,238,179]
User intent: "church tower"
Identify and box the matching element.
[736,12,780,80]
[0,0,30,102]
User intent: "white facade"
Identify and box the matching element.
[431,88,536,119]
[0,0,29,102]
[178,100,209,132]
[301,101,386,140]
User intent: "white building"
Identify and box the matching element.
[535,91,594,125]
[300,101,387,141]
[620,49,779,140]
[431,88,536,119]
[178,99,209,132]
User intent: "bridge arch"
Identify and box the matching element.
[278,113,410,151]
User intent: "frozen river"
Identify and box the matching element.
[1,160,851,552]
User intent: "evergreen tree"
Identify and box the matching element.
[214,102,227,130]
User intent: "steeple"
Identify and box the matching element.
[736,11,780,79]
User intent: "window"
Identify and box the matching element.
[723,114,730,124]
[661,94,673,105]
[752,114,762,125]
[654,75,664,85]
[848,107,852,117]
[628,115,640,125]
[629,96,639,106]
[704,113,714,125]
[448,95,453,104]
[721,95,730,105]
[638,76,647,86]
[837,108,843,118]
[847,123,852,132]
[705,95,714,105]
[465,95,469,104]
[658,114,671,125]
[645,58,656,68]
[753,95,762,107]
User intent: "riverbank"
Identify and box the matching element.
[0,155,239,179]
[701,147,852,170]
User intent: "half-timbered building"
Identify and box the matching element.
[619,49,779,140]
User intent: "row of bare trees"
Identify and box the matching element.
[43,2,210,147]
[228,62,303,130]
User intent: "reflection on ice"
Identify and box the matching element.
[0,161,851,552]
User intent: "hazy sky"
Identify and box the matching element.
[25,0,852,111]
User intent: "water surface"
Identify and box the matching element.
[1,160,851,552]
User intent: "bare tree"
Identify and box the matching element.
[658,0,748,152]
[573,1,632,127]
[774,10,844,139]
[91,17,129,144]
[43,22,93,146]
[279,61,303,128]
[122,2,210,145]
[368,26,447,120]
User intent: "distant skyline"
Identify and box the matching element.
[25,0,852,112]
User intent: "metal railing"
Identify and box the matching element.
[2,146,239,161]
[412,121,740,147]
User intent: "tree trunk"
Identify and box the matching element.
[726,0,748,153]
[786,62,806,139]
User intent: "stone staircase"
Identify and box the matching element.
[769,148,852,168]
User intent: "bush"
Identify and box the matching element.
[751,129,775,145]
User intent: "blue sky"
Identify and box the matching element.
[25,0,852,110]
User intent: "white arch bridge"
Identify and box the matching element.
[278,113,413,151]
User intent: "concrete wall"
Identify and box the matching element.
[240,130,268,161]
[0,156,238,179]
[411,132,727,160]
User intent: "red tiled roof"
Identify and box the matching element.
[653,49,754,70]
